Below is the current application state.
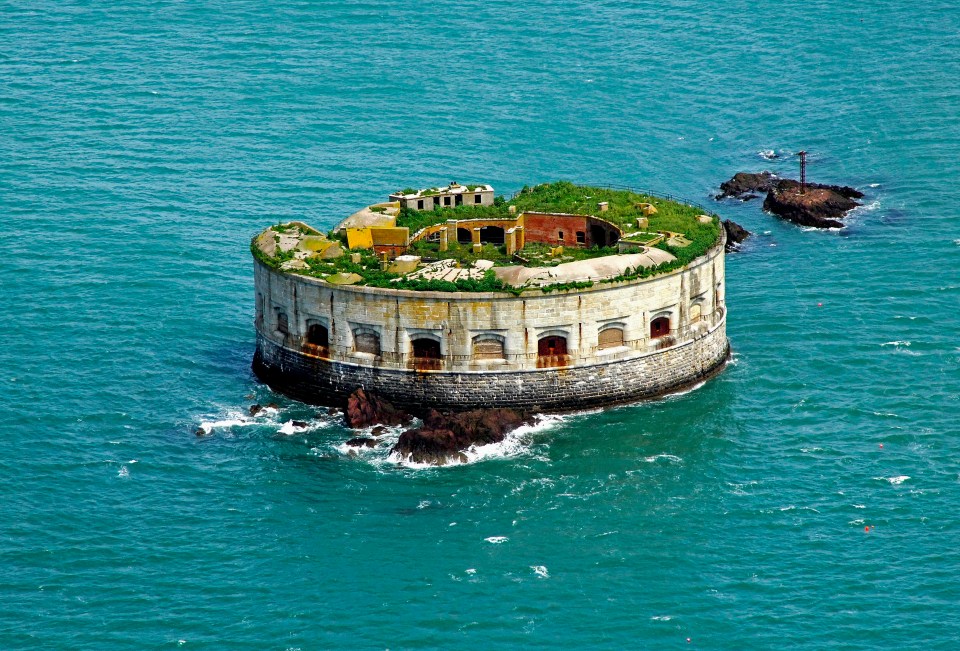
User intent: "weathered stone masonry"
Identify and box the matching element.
[252,233,730,413]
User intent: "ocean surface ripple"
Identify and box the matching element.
[2,1,959,648]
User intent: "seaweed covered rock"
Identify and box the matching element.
[391,408,533,466]
[345,389,412,429]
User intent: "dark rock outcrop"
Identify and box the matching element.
[346,437,377,448]
[249,404,263,416]
[345,389,412,429]
[722,220,751,251]
[763,179,863,229]
[391,408,533,466]
[717,171,778,199]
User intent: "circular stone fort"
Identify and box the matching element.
[251,181,729,413]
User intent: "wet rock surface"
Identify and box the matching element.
[722,220,751,250]
[345,388,412,429]
[391,408,533,466]
[763,179,863,228]
[346,437,378,448]
[718,172,864,229]
[717,171,779,199]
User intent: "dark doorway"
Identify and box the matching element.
[455,194,463,206]
[479,226,505,244]
[650,316,670,339]
[590,225,606,247]
[412,338,441,359]
[307,324,328,347]
[457,228,472,244]
[411,338,442,370]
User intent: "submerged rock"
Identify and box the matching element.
[346,437,377,449]
[249,404,263,416]
[763,179,863,229]
[391,408,533,466]
[345,388,412,429]
[722,220,751,251]
[716,171,778,199]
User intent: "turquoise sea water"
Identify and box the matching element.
[2,1,959,648]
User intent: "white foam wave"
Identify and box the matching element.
[876,475,910,485]
[530,565,549,578]
[642,453,683,463]
[197,417,251,434]
[651,615,672,621]
[384,414,563,469]
[758,149,778,159]
[485,536,508,544]
[277,419,313,435]
[880,340,910,347]
[117,466,129,478]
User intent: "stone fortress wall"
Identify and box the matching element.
[252,230,729,413]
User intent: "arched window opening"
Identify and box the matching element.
[473,336,505,360]
[479,226,505,244]
[537,335,569,367]
[598,327,625,349]
[457,228,472,244]
[650,316,670,339]
[306,324,329,348]
[276,312,289,335]
[354,331,380,356]
[412,338,441,359]
[411,337,442,370]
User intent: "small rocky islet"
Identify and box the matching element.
[343,388,532,466]
[717,171,864,229]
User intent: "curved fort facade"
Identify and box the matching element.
[252,182,729,412]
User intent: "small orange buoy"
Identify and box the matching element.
[864,526,870,532]
[879,443,883,449]
[818,302,823,307]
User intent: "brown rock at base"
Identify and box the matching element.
[763,179,863,228]
[345,388,412,429]
[391,408,533,466]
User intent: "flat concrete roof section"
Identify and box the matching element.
[494,248,675,287]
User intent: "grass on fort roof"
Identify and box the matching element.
[394,181,719,246]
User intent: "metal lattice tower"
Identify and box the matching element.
[797,150,807,193]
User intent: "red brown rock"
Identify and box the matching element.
[391,408,533,466]
[345,388,412,429]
